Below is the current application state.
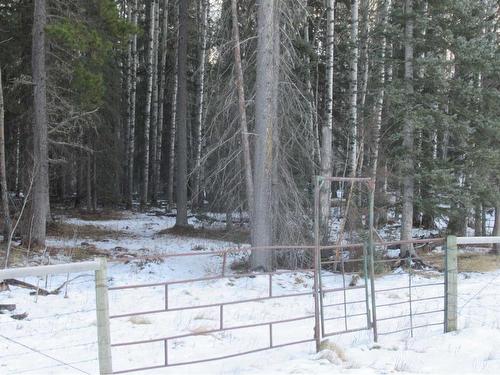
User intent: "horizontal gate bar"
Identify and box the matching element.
[110,291,314,319]
[375,282,444,293]
[111,314,315,347]
[376,295,444,308]
[378,321,444,336]
[377,309,444,322]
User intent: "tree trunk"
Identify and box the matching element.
[150,0,160,204]
[192,0,208,209]
[349,0,359,176]
[0,66,12,241]
[167,12,178,211]
[124,3,132,202]
[493,204,500,253]
[251,0,280,271]
[29,0,49,248]
[86,152,92,211]
[358,0,370,177]
[303,5,319,168]
[370,0,391,181]
[175,0,189,227]
[400,0,415,257]
[319,0,335,243]
[231,0,254,221]
[156,0,169,205]
[141,0,156,209]
[127,0,138,209]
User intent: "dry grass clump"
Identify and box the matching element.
[47,221,125,240]
[319,339,347,362]
[158,226,250,244]
[458,253,500,273]
[128,316,152,325]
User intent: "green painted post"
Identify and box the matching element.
[367,180,378,341]
[445,236,458,332]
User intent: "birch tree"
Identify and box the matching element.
[370,0,391,220]
[150,0,160,203]
[155,0,169,204]
[192,0,208,208]
[349,0,359,176]
[400,0,415,256]
[319,0,335,242]
[141,1,156,208]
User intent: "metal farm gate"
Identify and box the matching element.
[101,176,448,373]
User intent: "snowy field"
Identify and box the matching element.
[1,212,499,374]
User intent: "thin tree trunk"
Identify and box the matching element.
[175,0,189,227]
[493,204,500,253]
[29,0,49,248]
[251,0,279,270]
[400,0,415,257]
[0,66,12,241]
[192,0,208,208]
[303,7,319,168]
[358,0,369,177]
[141,0,156,209]
[156,0,169,204]
[319,0,335,243]
[92,154,97,211]
[167,13,179,211]
[231,0,254,221]
[86,152,92,211]
[370,0,391,180]
[150,0,160,204]
[124,3,133,203]
[127,0,138,209]
[349,0,359,176]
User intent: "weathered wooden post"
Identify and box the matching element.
[95,257,112,374]
[445,235,458,332]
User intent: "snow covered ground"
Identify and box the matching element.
[1,212,499,374]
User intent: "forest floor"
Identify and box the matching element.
[0,210,499,374]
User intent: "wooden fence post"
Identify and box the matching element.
[445,235,458,332]
[95,257,112,374]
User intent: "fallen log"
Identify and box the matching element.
[0,304,16,311]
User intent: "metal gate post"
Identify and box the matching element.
[367,180,378,342]
[313,176,322,351]
[445,235,458,332]
[95,257,113,374]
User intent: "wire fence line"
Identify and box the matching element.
[1,237,499,374]
[0,260,102,375]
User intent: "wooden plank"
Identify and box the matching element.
[0,261,100,281]
[456,236,500,245]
